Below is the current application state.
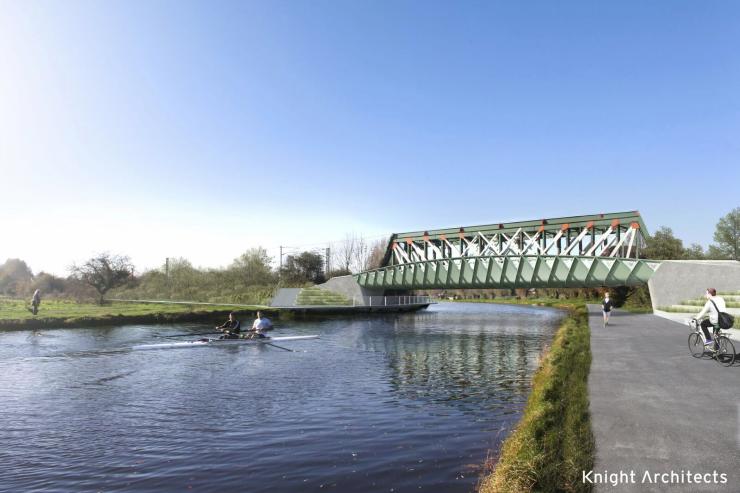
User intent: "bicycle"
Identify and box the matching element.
[687,319,735,367]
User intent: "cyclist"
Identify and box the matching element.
[694,288,727,346]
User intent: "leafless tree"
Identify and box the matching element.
[70,253,134,304]
[336,233,358,272]
[329,235,390,275]
[365,238,388,271]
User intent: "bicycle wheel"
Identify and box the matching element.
[688,332,705,358]
[715,336,736,367]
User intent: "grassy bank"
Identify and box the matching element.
[478,303,594,493]
[0,298,269,330]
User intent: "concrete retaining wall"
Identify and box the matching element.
[647,260,740,310]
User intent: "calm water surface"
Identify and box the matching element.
[0,302,561,492]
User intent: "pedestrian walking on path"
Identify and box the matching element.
[601,292,612,326]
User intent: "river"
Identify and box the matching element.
[0,302,561,492]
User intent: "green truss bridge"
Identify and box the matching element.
[354,211,662,290]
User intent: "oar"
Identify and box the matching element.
[155,331,222,338]
[264,342,294,352]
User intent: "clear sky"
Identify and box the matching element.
[1,1,738,275]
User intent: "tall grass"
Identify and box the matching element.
[478,305,594,493]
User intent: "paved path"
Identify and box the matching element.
[653,310,740,342]
[588,306,740,492]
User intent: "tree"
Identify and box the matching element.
[31,272,68,294]
[164,258,200,300]
[281,251,325,284]
[333,233,372,274]
[0,258,33,295]
[683,243,705,260]
[366,238,388,271]
[709,207,740,260]
[336,234,357,272]
[70,253,134,304]
[230,247,274,285]
[642,227,686,260]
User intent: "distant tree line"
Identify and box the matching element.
[0,235,389,305]
[640,207,739,261]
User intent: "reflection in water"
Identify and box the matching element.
[0,302,561,493]
[349,304,559,418]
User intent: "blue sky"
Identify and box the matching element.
[1,1,738,275]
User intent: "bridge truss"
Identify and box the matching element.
[355,211,661,290]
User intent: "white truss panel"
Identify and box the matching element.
[424,240,444,260]
[625,229,637,258]
[478,232,501,256]
[500,228,523,255]
[561,226,591,255]
[443,239,462,258]
[585,226,614,256]
[542,229,564,255]
[393,244,411,264]
[522,231,543,255]
[409,242,427,262]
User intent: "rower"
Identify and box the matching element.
[247,311,273,339]
[216,312,241,339]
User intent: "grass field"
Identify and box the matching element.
[0,298,268,329]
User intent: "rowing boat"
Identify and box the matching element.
[133,335,318,351]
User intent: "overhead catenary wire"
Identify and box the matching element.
[279,233,390,251]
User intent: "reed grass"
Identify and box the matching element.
[478,305,594,493]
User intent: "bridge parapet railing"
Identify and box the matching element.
[352,295,433,307]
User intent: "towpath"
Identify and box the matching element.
[588,306,739,492]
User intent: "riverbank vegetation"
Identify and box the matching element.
[478,304,594,493]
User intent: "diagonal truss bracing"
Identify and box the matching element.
[356,211,658,289]
[384,211,647,267]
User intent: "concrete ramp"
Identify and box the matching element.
[270,288,301,307]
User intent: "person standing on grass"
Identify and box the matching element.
[602,292,612,327]
[30,289,41,316]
